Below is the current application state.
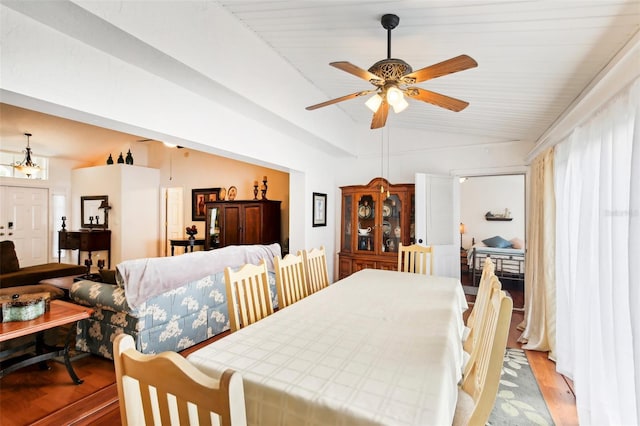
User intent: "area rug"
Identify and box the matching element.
[488,348,555,425]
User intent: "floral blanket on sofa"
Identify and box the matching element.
[70,244,280,359]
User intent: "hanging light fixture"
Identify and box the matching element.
[13,133,40,178]
[365,84,409,115]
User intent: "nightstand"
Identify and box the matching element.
[460,248,469,275]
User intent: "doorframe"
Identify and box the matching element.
[160,186,184,257]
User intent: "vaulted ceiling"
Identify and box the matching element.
[1,1,638,163]
[217,1,639,142]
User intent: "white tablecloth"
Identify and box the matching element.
[188,269,468,425]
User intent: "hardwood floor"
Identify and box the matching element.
[0,280,578,425]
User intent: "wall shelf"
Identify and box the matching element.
[485,217,513,221]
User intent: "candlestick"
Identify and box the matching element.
[261,177,268,200]
[253,183,259,200]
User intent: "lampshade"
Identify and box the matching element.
[13,133,40,178]
[99,200,111,210]
[365,94,383,112]
[459,223,466,234]
[391,96,409,113]
[386,86,404,105]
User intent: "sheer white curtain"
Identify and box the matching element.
[555,78,639,425]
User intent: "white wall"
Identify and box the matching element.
[71,165,160,265]
[460,175,526,249]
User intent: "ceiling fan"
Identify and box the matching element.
[306,14,478,129]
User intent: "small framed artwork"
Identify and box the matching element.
[312,192,327,227]
[192,188,221,221]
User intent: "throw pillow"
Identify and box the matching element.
[510,237,524,249]
[99,269,117,284]
[482,235,512,249]
[0,240,21,274]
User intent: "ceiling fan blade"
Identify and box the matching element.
[306,90,374,111]
[405,87,470,112]
[402,55,477,84]
[330,62,383,84]
[371,99,389,129]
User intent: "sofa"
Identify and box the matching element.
[0,240,87,299]
[69,243,281,359]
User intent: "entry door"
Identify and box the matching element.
[0,186,49,267]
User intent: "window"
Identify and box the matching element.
[0,151,48,179]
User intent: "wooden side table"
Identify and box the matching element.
[0,300,93,384]
[460,248,469,275]
[170,238,205,255]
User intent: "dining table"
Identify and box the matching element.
[187,268,469,425]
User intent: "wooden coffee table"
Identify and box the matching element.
[39,274,85,298]
[0,300,93,384]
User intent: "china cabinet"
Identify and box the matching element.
[204,200,281,250]
[338,177,415,279]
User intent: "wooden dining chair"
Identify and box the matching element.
[463,275,502,377]
[397,243,434,275]
[225,260,274,332]
[302,245,330,295]
[453,282,512,426]
[464,257,496,350]
[113,333,247,426]
[274,252,308,309]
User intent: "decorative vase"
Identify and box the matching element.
[117,152,124,164]
[125,149,134,165]
[106,154,114,165]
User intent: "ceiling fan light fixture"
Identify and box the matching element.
[391,96,409,114]
[13,132,40,178]
[386,86,403,105]
[365,94,383,112]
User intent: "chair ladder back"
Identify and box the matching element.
[303,246,330,294]
[274,253,308,309]
[114,334,247,426]
[225,260,273,332]
[398,243,434,275]
[464,259,496,354]
[464,275,502,377]
[458,285,513,425]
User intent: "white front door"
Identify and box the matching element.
[0,186,49,267]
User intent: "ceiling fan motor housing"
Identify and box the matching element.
[368,59,413,83]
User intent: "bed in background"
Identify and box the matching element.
[467,235,525,286]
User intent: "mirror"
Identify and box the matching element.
[81,195,109,228]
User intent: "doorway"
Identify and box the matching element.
[459,174,526,308]
[162,187,184,256]
[0,186,49,267]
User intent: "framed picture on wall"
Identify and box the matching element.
[192,188,221,221]
[312,192,327,227]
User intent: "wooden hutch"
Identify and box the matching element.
[204,200,281,250]
[338,177,415,279]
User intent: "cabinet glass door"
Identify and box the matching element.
[356,194,375,252]
[382,194,401,253]
[343,195,352,252]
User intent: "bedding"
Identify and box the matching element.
[467,242,525,285]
